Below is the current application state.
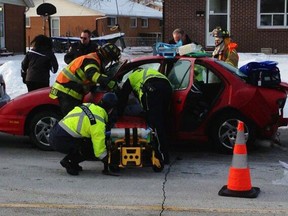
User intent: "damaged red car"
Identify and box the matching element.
[0,54,287,153]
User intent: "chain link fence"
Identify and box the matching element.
[53,37,162,53]
[120,37,161,47]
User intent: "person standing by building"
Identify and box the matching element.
[116,68,172,164]
[49,43,121,115]
[64,29,99,64]
[49,92,118,176]
[211,27,239,68]
[168,28,194,46]
[21,34,58,92]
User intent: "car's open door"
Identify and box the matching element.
[167,58,196,137]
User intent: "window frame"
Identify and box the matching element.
[107,16,117,27]
[25,16,31,28]
[257,0,288,29]
[51,17,60,37]
[130,17,137,28]
[141,18,148,28]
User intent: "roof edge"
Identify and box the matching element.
[23,0,34,8]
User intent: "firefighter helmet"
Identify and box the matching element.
[101,43,121,62]
[212,27,230,38]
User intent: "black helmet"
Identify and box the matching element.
[212,27,230,38]
[101,43,121,62]
[98,92,118,112]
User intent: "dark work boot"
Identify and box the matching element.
[60,158,79,176]
[60,158,83,171]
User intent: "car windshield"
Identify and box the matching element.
[214,59,247,79]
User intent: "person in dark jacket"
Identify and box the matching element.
[168,28,193,46]
[21,34,59,92]
[64,29,99,64]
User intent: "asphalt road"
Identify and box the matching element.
[0,130,288,216]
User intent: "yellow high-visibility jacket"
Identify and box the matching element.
[58,103,108,159]
[128,68,169,102]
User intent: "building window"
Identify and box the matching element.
[25,17,31,27]
[258,0,288,28]
[107,17,117,27]
[130,17,137,28]
[141,18,148,28]
[51,17,60,37]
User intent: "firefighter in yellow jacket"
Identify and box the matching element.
[211,27,239,68]
[49,92,118,176]
[117,68,172,164]
[49,43,121,115]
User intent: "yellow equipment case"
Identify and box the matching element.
[106,116,164,172]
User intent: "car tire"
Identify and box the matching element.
[210,112,255,154]
[29,110,62,151]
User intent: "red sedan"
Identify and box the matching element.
[0,55,287,153]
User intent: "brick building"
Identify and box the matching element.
[25,0,162,48]
[0,0,34,54]
[163,0,288,53]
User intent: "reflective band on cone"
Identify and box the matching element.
[218,121,260,198]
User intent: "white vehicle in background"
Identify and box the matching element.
[0,74,10,107]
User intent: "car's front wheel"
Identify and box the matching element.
[210,112,255,154]
[29,110,62,151]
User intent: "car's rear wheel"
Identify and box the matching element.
[210,112,255,154]
[29,110,62,151]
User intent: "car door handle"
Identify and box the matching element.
[177,98,182,104]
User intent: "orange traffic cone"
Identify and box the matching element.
[218,120,260,198]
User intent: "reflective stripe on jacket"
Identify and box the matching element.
[49,53,102,100]
[58,103,108,159]
[128,68,169,102]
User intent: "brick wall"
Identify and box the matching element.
[164,0,288,53]
[163,0,206,45]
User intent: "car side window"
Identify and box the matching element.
[197,64,221,84]
[194,64,206,82]
[167,60,191,90]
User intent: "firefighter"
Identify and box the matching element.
[49,92,118,176]
[211,27,239,68]
[49,43,121,115]
[117,68,172,164]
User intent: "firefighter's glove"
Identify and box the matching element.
[107,80,116,89]
[98,74,116,90]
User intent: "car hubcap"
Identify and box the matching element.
[34,117,58,147]
[218,119,249,149]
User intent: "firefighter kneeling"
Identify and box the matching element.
[49,92,118,176]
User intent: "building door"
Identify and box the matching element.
[0,5,4,48]
[206,0,230,47]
